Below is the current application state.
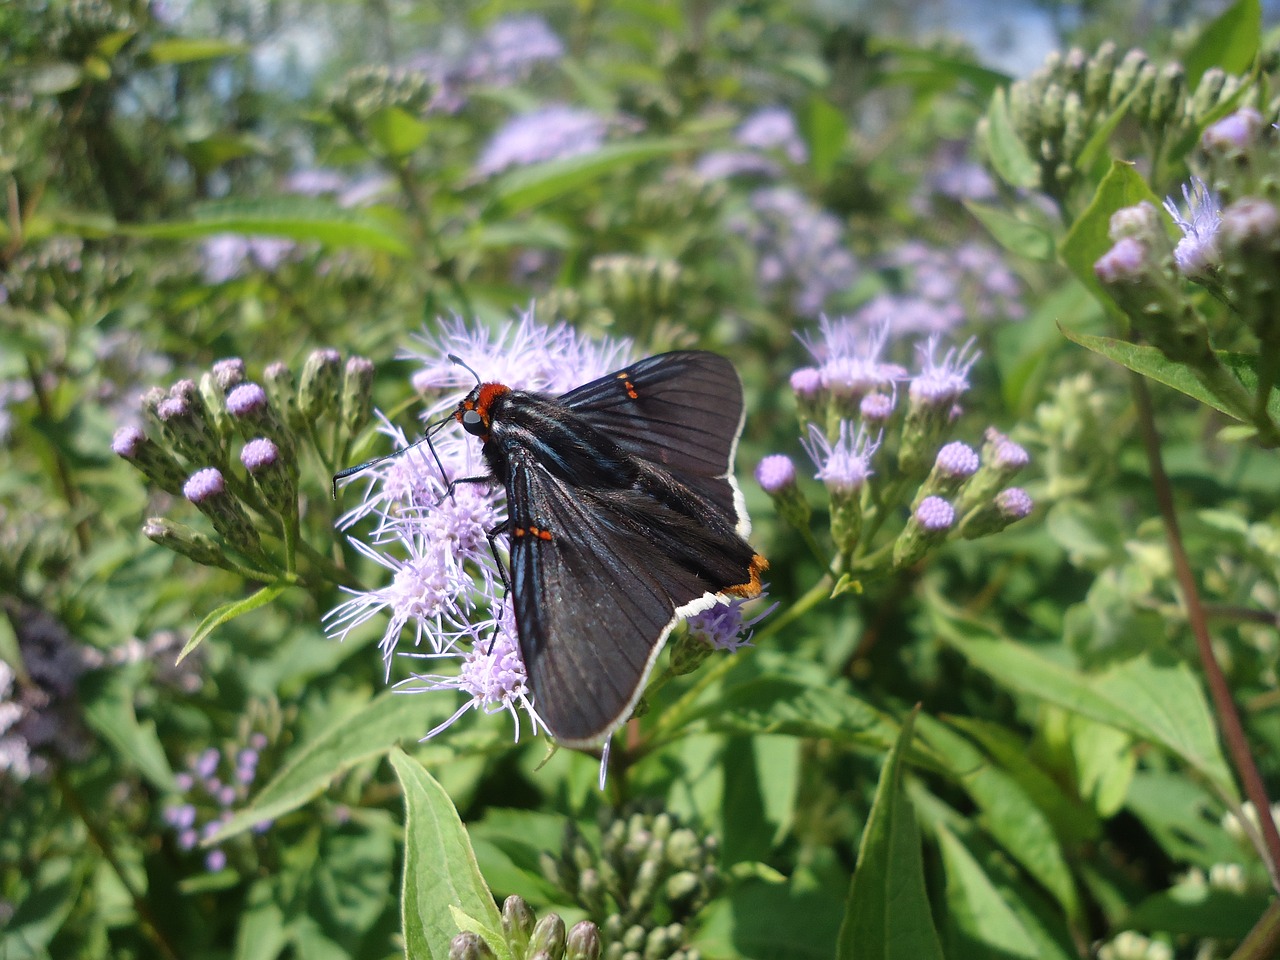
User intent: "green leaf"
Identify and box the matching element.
[1060,327,1277,424]
[81,671,176,791]
[12,62,83,95]
[933,608,1236,797]
[234,878,290,960]
[1125,882,1272,939]
[366,106,430,158]
[1059,161,1160,312]
[1183,0,1261,87]
[915,716,1080,921]
[836,710,944,960]
[209,689,453,843]
[982,88,1038,190]
[149,38,248,64]
[390,749,506,960]
[936,826,1047,960]
[802,95,847,183]
[699,676,899,750]
[872,38,1010,99]
[493,138,693,211]
[120,197,412,256]
[178,581,288,664]
[2,857,78,956]
[964,201,1055,261]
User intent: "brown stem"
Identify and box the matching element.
[1130,371,1280,892]
[1229,898,1280,960]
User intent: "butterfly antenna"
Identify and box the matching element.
[448,353,482,386]
[331,411,454,498]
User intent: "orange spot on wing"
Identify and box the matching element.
[724,554,768,598]
[615,371,639,400]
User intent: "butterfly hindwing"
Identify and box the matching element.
[504,445,749,745]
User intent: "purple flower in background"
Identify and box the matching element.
[465,15,564,85]
[735,107,808,164]
[200,234,296,284]
[733,186,857,316]
[755,454,797,494]
[476,106,614,176]
[908,336,978,407]
[801,316,908,400]
[694,150,782,181]
[1163,176,1222,278]
[686,595,774,652]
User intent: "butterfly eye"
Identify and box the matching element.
[461,409,485,435]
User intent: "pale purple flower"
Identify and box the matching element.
[986,428,1030,470]
[860,392,895,423]
[400,604,542,741]
[755,454,797,494]
[465,15,564,86]
[996,487,1034,519]
[205,849,227,872]
[1203,106,1264,153]
[1220,197,1280,248]
[686,596,774,652]
[790,367,822,400]
[735,107,808,164]
[694,150,781,181]
[240,437,279,473]
[802,421,880,493]
[802,317,908,399]
[1163,177,1221,278]
[733,186,858,316]
[935,441,979,478]
[914,496,956,532]
[184,468,225,504]
[200,234,296,284]
[908,337,979,407]
[476,106,612,177]
[282,168,348,196]
[1094,236,1149,283]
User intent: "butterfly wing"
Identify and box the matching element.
[504,444,754,745]
[559,351,748,530]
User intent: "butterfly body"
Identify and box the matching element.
[454,350,766,747]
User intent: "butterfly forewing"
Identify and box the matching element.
[560,352,747,527]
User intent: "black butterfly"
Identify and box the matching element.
[343,351,766,747]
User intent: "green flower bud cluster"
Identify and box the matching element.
[47,0,137,62]
[0,238,131,316]
[1000,44,1242,207]
[450,896,603,960]
[540,808,721,960]
[590,255,687,321]
[328,65,433,131]
[116,349,376,582]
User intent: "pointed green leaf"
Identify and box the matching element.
[1060,327,1278,424]
[1183,0,1261,87]
[837,710,944,960]
[936,826,1046,960]
[982,88,1038,190]
[390,749,506,960]
[698,677,899,751]
[148,38,248,63]
[802,95,847,183]
[916,716,1080,921]
[493,138,692,211]
[964,201,1055,261]
[933,608,1235,797]
[209,689,453,843]
[179,581,288,664]
[367,106,430,157]
[81,671,176,791]
[120,197,412,256]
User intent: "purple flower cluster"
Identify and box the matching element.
[760,315,1032,564]
[695,106,806,181]
[730,186,858,316]
[850,240,1024,337]
[200,234,296,284]
[475,106,614,177]
[1163,176,1222,279]
[163,732,273,873]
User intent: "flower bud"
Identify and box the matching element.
[340,355,376,436]
[1186,68,1228,126]
[502,895,535,955]
[226,383,296,461]
[912,440,980,508]
[1147,62,1184,129]
[241,437,297,519]
[1203,106,1264,158]
[755,454,811,533]
[298,348,343,424]
[1084,41,1117,111]
[155,381,224,467]
[211,357,246,392]
[1108,48,1149,111]
[893,496,956,568]
[790,366,824,426]
[264,361,304,432]
[960,487,1035,539]
[143,517,240,570]
[448,931,497,960]
[565,921,602,960]
[113,425,189,495]
[183,468,262,556]
[528,913,567,959]
[198,371,232,443]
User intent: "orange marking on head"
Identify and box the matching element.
[475,383,510,417]
[725,554,768,598]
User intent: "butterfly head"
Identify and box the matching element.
[455,382,511,440]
